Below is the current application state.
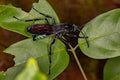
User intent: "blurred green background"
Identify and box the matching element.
[0,0,120,80]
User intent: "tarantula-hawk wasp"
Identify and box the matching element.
[13,7,89,74]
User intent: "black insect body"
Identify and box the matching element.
[27,24,52,35]
[13,7,89,74]
[27,24,53,40]
[27,23,88,43]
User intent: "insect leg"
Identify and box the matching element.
[13,16,47,22]
[65,32,89,47]
[56,33,69,45]
[33,34,38,41]
[49,37,56,74]
[80,31,89,47]
[65,33,88,38]
[32,7,56,24]
[76,24,89,47]
[59,37,69,45]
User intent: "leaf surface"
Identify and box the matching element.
[104,56,120,80]
[15,58,47,80]
[79,9,120,59]
[4,38,69,80]
[0,0,59,37]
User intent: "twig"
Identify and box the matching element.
[68,44,88,80]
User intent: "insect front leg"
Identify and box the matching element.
[56,32,69,45]
[48,32,69,74]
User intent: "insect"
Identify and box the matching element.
[13,7,89,74]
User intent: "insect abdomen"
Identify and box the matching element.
[27,24,53,35]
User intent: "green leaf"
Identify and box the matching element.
[4,38,69,80]
[1,0,68,79]
[15,58,47,80]
[0,0,59,37]
[0,72,6,80]
[104,56,120,80]
[0,5,32,37]
[30,0,59,23]
[79,9,120,59]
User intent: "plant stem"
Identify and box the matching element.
[68,44,88,80]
